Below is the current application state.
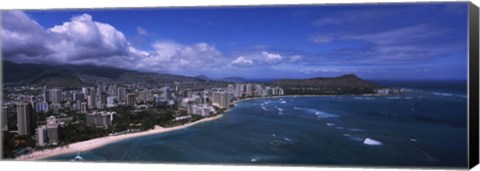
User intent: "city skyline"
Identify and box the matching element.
[1,2,469,80]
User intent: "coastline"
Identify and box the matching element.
[15,114,224,161]
[232,93,396,104]
[16,94,386,161]
[233,94,352,104]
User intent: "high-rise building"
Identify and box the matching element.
[127,93,136,106]
[43,89,50,102]
[37,115,61,146]
[17,102,36,135]
[227,84,235,93]
[137,90,153,103]
[235,84,245,97]
[81,102,88,114]
[100,92,108,105]
[212,92,231,109]
[49,88,63,103]
[46,116,60,145]
[36,126,46,146]
[35,101,49,113]
[87,94,96,109]
[82,87,89,96]
[86,111,116,128]
[245,84,254,97]
[271,87,284,96]
[108,85,117,97]
[74,100,82,111]
[106,96,116,108]
[2,106,8,131]
[188,104,214,117]
[255,84,263,97]
[163,86,171,100]
[117,87,126,102]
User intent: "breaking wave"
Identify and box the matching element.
[293,107,338,118]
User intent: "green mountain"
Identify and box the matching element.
[28,68,84,88]
[2,60,226,88]
[274,74,381,95]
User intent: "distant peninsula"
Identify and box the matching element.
[273,74,381,95]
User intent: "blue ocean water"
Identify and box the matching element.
[47,80,468,168]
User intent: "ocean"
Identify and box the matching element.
[47,80,468,168]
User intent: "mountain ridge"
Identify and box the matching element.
[274,74,381,95]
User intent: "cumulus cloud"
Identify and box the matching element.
[139,41,223,72]
[261,51,282,63]
[47,13,138,63]
[2,11,146,67]
[1,11,224,74]
[231,56,253,66]
[1,11,52,59]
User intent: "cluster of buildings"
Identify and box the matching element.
[1,82,284,147]
[374,88,410,95]
[178,83,284,116]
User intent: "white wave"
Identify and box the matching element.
[261,106,268,111]
[404,97,412,99]
[283,137,292,142]
[293,107,338,118]
[342,133,351,137]
[363,138,382,146]
[354,97,375,100]
[348,128,363,132]
[326,123,335,126]
[335,126,344,130]
[277,107,284,115]
[272,134,276,137]
[250,158,258,162]
[432,92,453,96]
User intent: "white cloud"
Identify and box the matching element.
[47,13,134,62]
[309,35,334,43]
[231,56,253,66]
[261,51,282,63]
[136,26,148,36]
[1,11,51,59]
[2,11,225,74]
[139,41,223,72]
[289,55,302,62]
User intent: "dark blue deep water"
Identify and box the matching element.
[47,81,468,168]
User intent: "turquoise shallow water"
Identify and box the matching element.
[47,81,468,168]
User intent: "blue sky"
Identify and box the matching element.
[1,2,469,80]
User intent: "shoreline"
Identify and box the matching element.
[15,114,224,161]
[16,93,389,161]
[233,94,373,104]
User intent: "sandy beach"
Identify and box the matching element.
[15,114,224,161]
